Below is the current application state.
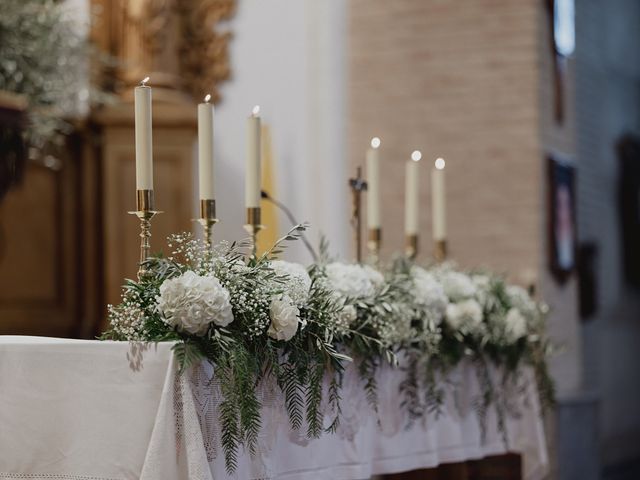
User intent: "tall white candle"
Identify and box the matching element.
[198,94,215,200]
[366,137,381,229]
[134,77,153,190]
[432,157,447,240]
[405,150,421,235]
[245,105,262,208]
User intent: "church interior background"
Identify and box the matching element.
[1,1,640,479]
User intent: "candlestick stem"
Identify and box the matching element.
[434,239,447,262]
[129,190,162,280]
[244,207,264,258]
[195,199,218,248]
[349,167,367,263]
[406,234,418,260]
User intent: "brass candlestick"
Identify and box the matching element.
[349,167,367,263]
[195,199,218,247]
[244,206,264,257]
[129,189,162,280]
[434,239,447,262]
[368,227,382,262]
[405,234,418,260]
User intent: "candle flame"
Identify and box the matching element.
[140,76,150,86]
[370,137,381,149]
[411,150,422,162]
[204,94,211,103]
[252,105,260,116]
[435,157,446,170]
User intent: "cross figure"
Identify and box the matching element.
[349,166,368,263]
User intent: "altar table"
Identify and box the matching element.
[0,336,548,480]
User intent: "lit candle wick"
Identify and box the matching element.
[435,157,446,170]
[252,105,260,116]
[140,76,150,87]
[370,137,381,149]
[204,94,212,103]
[411,150,422,162]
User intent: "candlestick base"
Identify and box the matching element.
[244,207,265,257]
[434,239,447,263]
[367,228,382,262]
[405,234,418,260]
[194,199,219,247]
[129,190,162,281]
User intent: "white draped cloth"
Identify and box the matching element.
[0,336,548,480]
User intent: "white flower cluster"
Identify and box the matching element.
[270,260,312,306]
[268,294,301,341]
[372,301,415,347]
[325,262,383,300]
[107,297,146,340]
[138,251,542,348]
[410,266,448,317]
[156,271,234,335]
[440,270,477,301]
[435,269,484,335]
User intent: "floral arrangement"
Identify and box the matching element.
[103,226,554,473]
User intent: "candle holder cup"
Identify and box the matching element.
[129,189,162,280]
[194,199,219,248]
[405,234,418,260]
[244,207,264,257]
[434,239,447,263]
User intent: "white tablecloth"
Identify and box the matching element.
[0,336,548,480]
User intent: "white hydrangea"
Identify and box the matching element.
[325,262,383,300]
[156,271,234,335]
[270,260,312,307]
[506,285,536,316]
[472,274,491,307]
[362,265,385,289]
[441,271,477,302]
[268,294,300,341]
[445,299,483,334]
[410,266,448,316]
[504,307,528,342]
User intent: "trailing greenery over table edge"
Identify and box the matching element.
[101,225,554,474]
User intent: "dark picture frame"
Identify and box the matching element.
[547,154,577,284]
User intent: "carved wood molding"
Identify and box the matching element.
[175,0,236,104]
[91,0,236,103]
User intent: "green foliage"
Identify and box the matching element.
[103,227,555,473]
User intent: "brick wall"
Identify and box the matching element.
[348,0,586,397]
[348,0,541,280]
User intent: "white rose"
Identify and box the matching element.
[268,295,300,341]
[325,262,382,299]
[411,266,448,315]
[441,271,477,301]
[445,299,483,334]
[270,260,312,306]
[156,271,234,335]
[504,308,527,342]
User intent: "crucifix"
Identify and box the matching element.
[349,167,367,263]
